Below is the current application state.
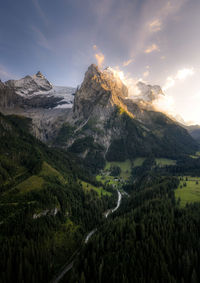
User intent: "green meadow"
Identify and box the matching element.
[105,159,132,179]
[175,176,200,207]
[155,158,176,166]
[81,181,111,196]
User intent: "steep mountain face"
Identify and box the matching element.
[53,64,198,167]
[0,80,23,108]
[184,125,200,143]
[171,115,200,143]
[5,71,52,96]
[1,72,75,109]
[0,73,75,142]
[0,64,198,169]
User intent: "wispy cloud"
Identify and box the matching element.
[145,43,159,54]
[163,67,194,91]
[143,70,150,78]
[31,26,52,50]
[93,45,105,68]
[148,19,162,32]
[123,58,134,67]
[32,0,48,26]
[132,0,188,59]
[0,65,17,81]
[95,53,105,68]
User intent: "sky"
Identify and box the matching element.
[0,0,200,124]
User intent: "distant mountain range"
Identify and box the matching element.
[0,64,199,170]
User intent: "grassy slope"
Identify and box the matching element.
[103,158,176,182]
[105,159,132,179]
[133,158,146,167]
[81,181,111,196]
[175,176,200,207]
[155,158,176,166]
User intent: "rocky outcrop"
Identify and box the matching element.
[73,65,129,120]
[55,64,198,166]
[0,64,198,168]
[0,80,23,108]
[2,72,75,109]
[5,71,52,96]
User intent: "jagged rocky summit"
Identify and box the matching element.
[0,71,75,109]
[55,64,198,168]
[0,64,198,170]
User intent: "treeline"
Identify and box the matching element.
[68,176,200,283]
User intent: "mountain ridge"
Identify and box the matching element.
[0,64,199,170]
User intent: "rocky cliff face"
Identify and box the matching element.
[73,65,128,120]
[0,73,75,143]
[52,64,198,169]
[2,72,75,109]
[0,65,198,170]
[5,71,52,96]
[0,80,23,108]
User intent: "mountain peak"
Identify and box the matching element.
[73,64,128,119]
[36,71,44,78]
[5,72,52,96]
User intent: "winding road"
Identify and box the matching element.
[50,190,122,283]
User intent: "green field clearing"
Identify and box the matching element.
[133,158,146,167]
[175,176,200,207]
[81,181,111,197]
[155,158,176,166]
[190,152,200,159]
[15,175,44,193]
[9,162,65,195]
[105,159,132,179]
[39,162,65,184]
[96,175,120,187]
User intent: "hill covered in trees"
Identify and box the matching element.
[68,172,200,283]
[0,112,116,283]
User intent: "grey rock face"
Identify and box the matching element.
[0,64,198,166]
[0,81,23,108]
[5,72,52,96]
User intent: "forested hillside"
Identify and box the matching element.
[68,166,200,283]
[0,113,116,283]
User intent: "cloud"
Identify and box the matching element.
[93,45,97,50]
[148,19,162,32]
[123,58,134,67]
[145,43,159,53]
[143,70,150,78]
[131,0,188,59]
[31,26,52,50]
[0,65,17,81]
[152,94,175,115]
[163,68,194,91]
[176,68,194,80]
[95,53,105,68]
[163,77,175,91]
[32,0,48,26]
